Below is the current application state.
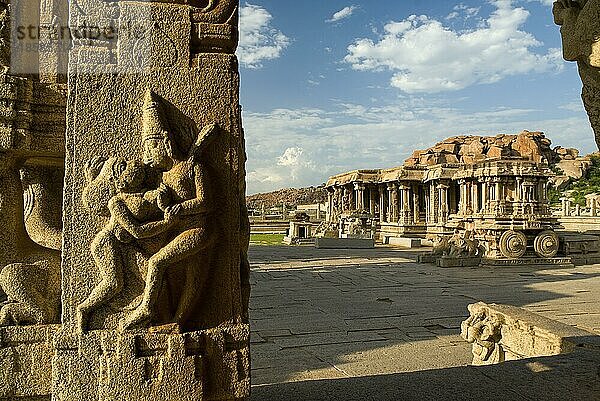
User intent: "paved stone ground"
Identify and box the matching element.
[248,245,600,399]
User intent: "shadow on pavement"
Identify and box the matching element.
[251,346,600,401]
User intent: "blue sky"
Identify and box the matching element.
[237,0,593,194]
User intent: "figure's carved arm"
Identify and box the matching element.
[175,164,213,216]
[108,197,174,239]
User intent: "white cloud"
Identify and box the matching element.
[327,5,358,23]
[344,0,563,93]
[238,3,290,69]
[447,4,481,19]
[243,101,594,194]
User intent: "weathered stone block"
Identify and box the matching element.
[437,256,480,268]
[461,302,599,365]
[0,325,59,399]
[52,324,249,401]
[388,237,421,248]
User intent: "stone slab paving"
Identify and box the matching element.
[248,245,600,399]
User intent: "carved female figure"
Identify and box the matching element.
[121,90,219,330]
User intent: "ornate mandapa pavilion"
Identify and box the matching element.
[324,132,564,263]
[326,158,554,239]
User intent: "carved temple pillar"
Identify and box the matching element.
[458,179,466,214]
[412,184,419,224]
[386,184,394,223]
[379,185,386,223]
[438,184,449,224]
[515,177,522,202]
[369,187,377,216]
[496,181,502,201]
[391,183,399,222]
[0,0,69,391]
[342,186,349,211]
[355,183,365,211]
[471,181,478,214]
[481,181,488,213]
[430,183,438,224]
[52,1,251,400]
[398,184,407,225]
[326,189,334,222]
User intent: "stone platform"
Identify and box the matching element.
[315,238,375,249]
[387,237,421,248]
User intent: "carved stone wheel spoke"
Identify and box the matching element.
[499,230,527,259]
[534,230,559,258]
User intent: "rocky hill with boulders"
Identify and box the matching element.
[404,130,591,190]
[246,186,328,209]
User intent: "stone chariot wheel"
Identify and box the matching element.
[499,230,527,259]
[534,230,559,258]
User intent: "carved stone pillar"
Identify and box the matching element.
[53,1,251,400]
[560,197,571,217]
[458,179,466,214]
[481,181,488,213]
[471,181,478,214]
[342,187,350,211]
[327,190,334,222]
[412,184,419,224]
[515,177,522,202]
[425,185,430,224]
[391,183,399,222]
[430,183,438,224]
[355,183,365,211]
[438,184,449,224]
[386,184,394,223]
[496,181,502,202]
[554,1,600,149]
[369,187,376,215]
[379,185,386,223]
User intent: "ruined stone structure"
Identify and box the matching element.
[554,0,600,148]
[461,302,597,366]
[0,0,250,400]
[326,132,566,265]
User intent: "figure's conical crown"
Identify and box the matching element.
[142,89,169,141]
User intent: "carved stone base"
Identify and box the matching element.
[417,254,437,264]
[480,257,574,268]
[0,324,60,400]
[52,323,250,401]
[437,256,481,268]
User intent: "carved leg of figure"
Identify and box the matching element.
[0,262,49,325]
[174,256,212,326]
[76,231,124,332]
[121,228,210,330]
